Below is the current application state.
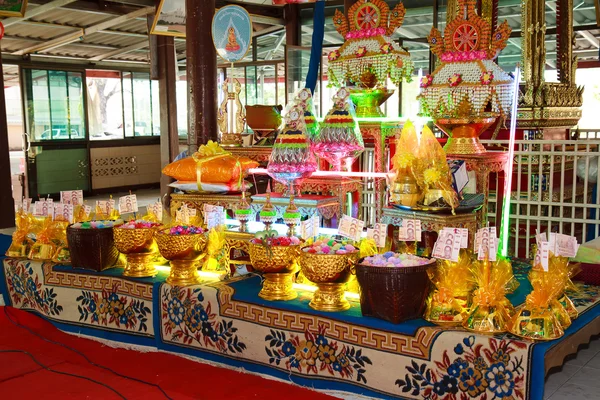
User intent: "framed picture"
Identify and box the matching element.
[150,0,186,38]
[0,0,28,18]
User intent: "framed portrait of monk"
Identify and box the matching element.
[0,0,28,18]
[151,0,186,38]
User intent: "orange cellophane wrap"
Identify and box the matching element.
[162,141,259,185]
[94,207,120,221]
[507,258,567,340]
[462,257,515,333]
[74,205,93,223]
[203,226,225,272]
[531,253,579,323]
[391,120,419,178]
[6,210,34,258]
[28,217,68,261]
[413,126,459,211]
[424,249,475,325]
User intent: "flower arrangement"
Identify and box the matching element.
[420,75,433,88]
[480,71,494,85]
[448,73,462,87]
[328,50,340,62]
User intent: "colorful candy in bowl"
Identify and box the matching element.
[299,237,360,312]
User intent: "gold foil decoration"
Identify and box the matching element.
[424,249,475,326]
[6,211,34,258]
[462,257,516,334]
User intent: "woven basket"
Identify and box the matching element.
[67,226,120,272]
[355,258,435,324]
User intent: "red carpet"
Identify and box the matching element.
[0,306,337,400]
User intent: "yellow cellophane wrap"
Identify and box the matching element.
[508,259,568,340]
[74,205,93,223]
[29,217,68,261]
[94,207,120,221]
[424,249,475,325]
[532,254,579,324]
[203,226,226,272]
[391,120,419,179]
[413,126,459,211]
[6,210,34,258]
[462,257,516,333]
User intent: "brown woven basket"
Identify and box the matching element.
[67,226,120,271]
[355,258,435,324]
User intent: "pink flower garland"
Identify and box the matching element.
[440,50,488,62]
[345,27,386,40]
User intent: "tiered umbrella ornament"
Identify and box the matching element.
[314,87,364,171]
[328,0,414,117]
[418,0,514,155]
[267,105,318,191]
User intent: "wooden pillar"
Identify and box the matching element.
[157,35,179,211]
[0,52,15,227]
[186,0,218,153]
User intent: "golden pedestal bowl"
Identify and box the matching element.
[299,251,360,312]
[248,243,299,301]
[435,115,497,155]
[113,227,159,278]
[155,229,207,286]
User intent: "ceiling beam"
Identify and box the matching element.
[265,32,285,60]
[253,25,283,38]
[12,6,153,56]
[579,31,600,49]
[250,14,285,26]
[2,0,79,27]
[88,40,149,61]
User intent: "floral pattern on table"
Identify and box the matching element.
[76,286,151,332]
[265,324,372,384]
[162,286,246,354]
[395,335,527,399]
[4,258,63,316]
[567,283,600,309]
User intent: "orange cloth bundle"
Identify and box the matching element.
[162,141,258,184]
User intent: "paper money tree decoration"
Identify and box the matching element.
[292,88,318,139]
[313,87,364,171]
[267,105,317,191]
[418,0,514,154]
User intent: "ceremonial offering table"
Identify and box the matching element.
[275,176,363,219]
[447,151,509,227]
[170,192,250,219]
[251,193,340,225]
[1,232,600,400]
[381,206,478,250]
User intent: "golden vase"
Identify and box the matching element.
[435,116,497,155]
[155,229,207,286]
[299,251,360,312]
[248,243,299,301]
[114,227,159,278]
[390,174,422,207]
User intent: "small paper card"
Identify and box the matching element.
[539,242,550,271]
[34,200,54,218]
[176,204,196,225]
[54,203,74,223]
[447,160,469,193]
[440,227,468,249]
[301,215,319,240]
[23,198,32,213]
[118,195,138,214]
[398,219,421,242]
[367,223,387,247]
[96,199,116,216]
[432,229,460,262]
[148,201,163,221]
[83,205,92,217]
[60,190,83,206]
[338,215,364,241]
[476,227,498,261]
[204,205,225,230]
[553,233,579,258]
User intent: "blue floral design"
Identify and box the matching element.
[76,287,151,332]
[454,344,464,355]
[6,260,62,316]
[282,341,296,356]
[12,275,25,295]
[168,297,185,325]
[162,287,245,354]
[447,358,468,377]
[485,362,515,398]
[315,335,328,347]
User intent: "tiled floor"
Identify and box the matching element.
[544,335,600,399]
